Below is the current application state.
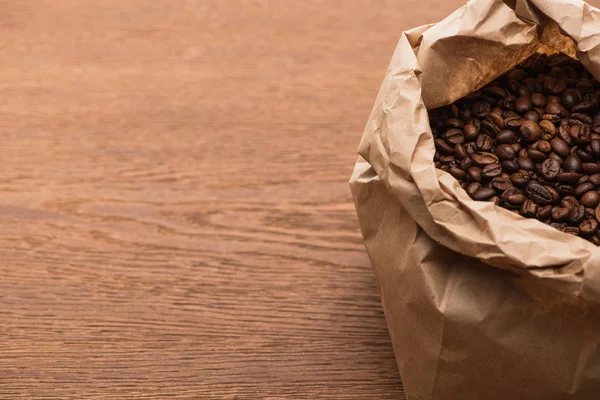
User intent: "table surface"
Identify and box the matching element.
[0,0,569,398]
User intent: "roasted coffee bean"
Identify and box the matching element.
[495,130,517,144]
[464,123,479,140]
[561,196,579,210]
[472,152,499,166]
[446,118,465,129]
[465,142,478,157]
[562,88,582,109]
[564,226,580,235]
[531,93,547,108]
[495,144,516,160]
[488,196,501,206]
[540,158,561,180]
[520,199,538,217]
[473,101,491,118]
[523,110,540,122]
[516,156,535,171]
[536,140,552,154]
[435,138,454,155]
[476,134,494,151]
[472,186,496,200]
[460,157,472,171]
[550,222,567,232]
[557,172,582,184]
[454,144,468,159]
[501,160,519,173]
[591,139,600,159]
[520,120,542,142]
[525,182,553,205]
[578,175,590,185]
[551,137,570,157]
[510,170,530,187]
[581,190,600,208]
[569,205,586,224]
[444,128,466,145]
[564,155,583,172]
[539,120,556,138]
[507,193,526,207]
[527,149,546,163]
[570,113,593,125]
[556,184,575,196]
[576,149,594,163]
[512,143,522,153]
[552,207,570,222]
[575,182,595,198]
[466,182,483,197]
[579,219,599,236]
[570,124,592,143]
[468,166,483,182]
[590,173,600,186]
[492,176,513,191]
[449,167,466,180]
[583,163,600,174]
[545,102,568,117]
[482,163,502,179]
[536,205,552,220]
[515,95,532,114]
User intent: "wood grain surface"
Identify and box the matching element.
[0,0,571,398]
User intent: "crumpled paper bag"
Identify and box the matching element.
[350,0,600,398]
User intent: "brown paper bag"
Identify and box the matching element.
[350,0,600,398]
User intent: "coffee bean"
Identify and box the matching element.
[492,176,513,191]
[579,218,599,236]
[562,88,581,109]
[562,196,579,210]
[472,186,496,200]
[472,101,491,118]
[557,172,582,184]
[488,196,501,205]
[507,193,526,207]
[516,156,535,171]
[536,140,552,154]
[515,95,532,114]
[528,149,546,163]
[531,93,547,108]
[591,139,600,159]
[583,163,600,174]
[444,128,466,145]
[501,160,519,173]
[520,199,538,217]
[536,205,552,220]
[511,170,530,187]
[556,184,575,196]
[552,207,570,222]
[569,205,586,224]
[590,173,600,186]
[476,134,494,151]
[539,120,556,138]
[520,120,542,142]
[540,158,561,180]
[551,222,567,232]
[551,138,570,157]
[454,144,468,159]
[472,152,499,166]
[564,155,583,172]
[468,166,483,182]
[525,182,553,205]
[581,191,600,208]
[435,138,454,155]
[466,182,482,197]
[565,226,580,235]
[523,110,540,122]
[570,113,593,125]
[464,123,479,140]
[466,142,478,157]
[545,102,568,117]
[495,144,516,160]
[496,130,517,144]
[482,163,502,179]
[446,118,465,129]
[460,157,472,171]
[449,167,466,180]
[576,149,594,163]
[575,182,595,198]
[570,124,592,144]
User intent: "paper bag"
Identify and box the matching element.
[350,0,600,398]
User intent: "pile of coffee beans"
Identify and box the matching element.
[430,52,600,244]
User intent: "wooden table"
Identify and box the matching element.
[0,0,553,398]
